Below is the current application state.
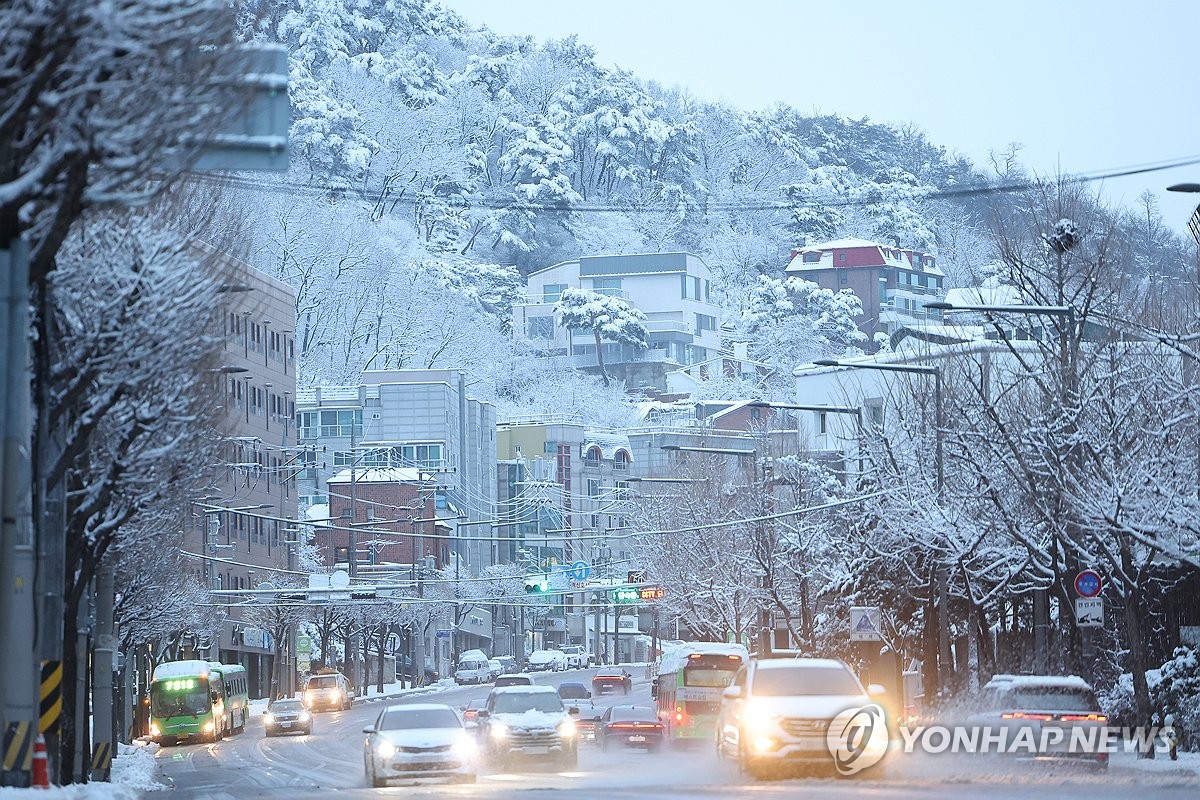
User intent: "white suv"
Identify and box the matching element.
[717,656,884,779]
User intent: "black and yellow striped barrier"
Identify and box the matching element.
[40,660,62,735]
[2,720,33,773]
[91,741,112,776]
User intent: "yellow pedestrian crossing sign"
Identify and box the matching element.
[850,607,882,641]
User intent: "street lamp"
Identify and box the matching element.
[1167,183,1200,245]
[811,357,949,701]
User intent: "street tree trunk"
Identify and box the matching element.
[592,328,609,386]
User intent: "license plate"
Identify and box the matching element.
[628,735,646,743]
[280,722,291,728]
[795,737,826,750]
[524,746,549,755]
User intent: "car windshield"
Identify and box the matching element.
[495,676,529,687]
[269,700,303,712]
[307,675,339,689]
[751,666,862,696]
[1009,687,1099,712]
[492,692,563,714]
[558,684,589,699]
[378,708,461,730]
[610,706,655,722]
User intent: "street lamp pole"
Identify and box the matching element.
[812,358,948,701]
[925,300,1080,675]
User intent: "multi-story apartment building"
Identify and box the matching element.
[512,252,724,391]
[784,237,946,343]
[188,252,299,697]
[296,369,498,574]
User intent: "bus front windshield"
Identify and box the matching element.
[151,681,212,718]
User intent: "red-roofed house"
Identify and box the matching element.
[784,237,946,342]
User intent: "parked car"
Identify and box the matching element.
[476,686,579,768]
[595,705,665,752]
[964,675,1109,769]
[561,645,588,669]
[717,656,885,780]
[455,649,492,685]
[592,667,632,695]
[303,671,354,712]
[493,673,535,688]
[362,703,476,787]
[397,657,440,685]
[494,656,518,675]
[557,682,597,741]
[487,659,504,681]
[263,698,312,737]
[526,649,567,672]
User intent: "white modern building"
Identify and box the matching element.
[512,252,724,391]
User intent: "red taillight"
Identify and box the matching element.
[1060,713,1107,722]
[1001,712,1054,720]
[675,705,685,724]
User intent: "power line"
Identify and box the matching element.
[187,153,1200,216]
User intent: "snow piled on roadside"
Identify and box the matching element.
[0,786,137,799]
[111,741,165,792]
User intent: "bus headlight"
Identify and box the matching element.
[203,721,215,733]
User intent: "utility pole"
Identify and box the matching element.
[91,563,115,781]
[0,235,36,787]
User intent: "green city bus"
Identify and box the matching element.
[149,660,249,745]
[654,643,748,745]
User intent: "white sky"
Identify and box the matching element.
[439,0,1200,236]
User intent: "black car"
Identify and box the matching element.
[595,705,664,752]
[592,668,632,695]
[263,698,312,737]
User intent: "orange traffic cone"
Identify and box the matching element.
[31,734,51,789]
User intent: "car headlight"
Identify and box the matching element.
[332,687,342,698]
[203,721,215,732]
[741,702,780,734]
[376,741,397,759]
[489,722,510,740]
[558,719,577,738]
[150,722,160,736]
[304,691,314,704]
[298,711,311,723]
[752,735,778,753]
[262,713,274,725]
[452,735,477,758]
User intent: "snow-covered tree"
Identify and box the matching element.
[554,288,649,386]
[736,274,866,375]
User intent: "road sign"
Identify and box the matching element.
[849,607,883,641]
[1075,598,1103,627]
[568,561,591,581]
[296,635,312,657]
[1074,570,1102,598]
[638,587,665,601]
[610,588,639,604]
[435,629,452,639]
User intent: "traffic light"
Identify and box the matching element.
[524,576,549,593]
[628,570,646,584]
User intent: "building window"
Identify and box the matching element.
[613,451,630,470]
[803,252,821,263]
[583,446,602,466]
[681,275,701,300]
[838,253,847,263]
[318,409,362,438]
[695,313,717,332]
[818,412,828,434]
[527,316,554,339]
[590,514,600,528]
[750,406,761,420]
[587,479,601,498]
[838,271,848,285]
[542,283,567,303]
[397,443,443,467]
[591,277,622,294]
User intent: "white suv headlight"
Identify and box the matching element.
[557,718,577,737]
[741,701,781,734]
[376,741,397,759]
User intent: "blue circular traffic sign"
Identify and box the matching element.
[1074,570,1102,598]
[569,561,591,581]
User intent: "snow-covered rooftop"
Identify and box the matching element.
[944,284,1023,308]
[582,430,632,460]
[796,237,888,251]
[328,467,426,484]
[152,660,212,681]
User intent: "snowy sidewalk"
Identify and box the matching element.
[1110,749,1200,776]
[0,740,166,799]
